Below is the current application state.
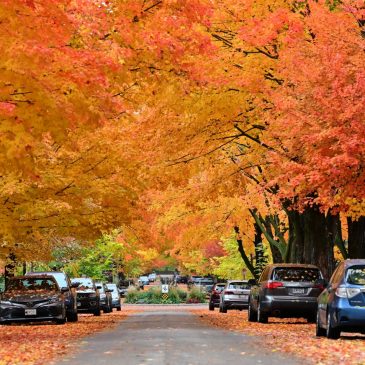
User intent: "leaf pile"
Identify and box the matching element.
[194,309,365,365]
[0,311,131,365]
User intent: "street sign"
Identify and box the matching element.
[161,284,169,293]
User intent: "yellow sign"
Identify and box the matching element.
[162,294,169,300]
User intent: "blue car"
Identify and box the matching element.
[316,259,365,339]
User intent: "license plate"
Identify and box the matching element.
[77,302,81,307]
[291,288,305,294]
[25,309,37,316]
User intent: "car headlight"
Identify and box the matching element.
[0,301,14,307]
[48,296,63,303]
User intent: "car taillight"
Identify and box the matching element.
[336,287,361,299]
[265,281,284,289]
[224,290,234,295]
[314,284,325,291]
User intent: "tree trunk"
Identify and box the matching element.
[348,216,365,258]
[287,206,334,280]
[263,216,283,263]
[4,252,17,287]
[326,212,347,259]
[234,226,257,280]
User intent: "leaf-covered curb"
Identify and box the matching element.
[0,311,132,365]
[194,309,365,365]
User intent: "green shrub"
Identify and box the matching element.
[124,286,192,304]
[187,287,207,303]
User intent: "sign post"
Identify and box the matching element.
[161,284,169,294]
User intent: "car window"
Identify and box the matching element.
[72,278,94,289]
[346,266,365,285]
[259,266,270,282]
[228,282,250,290]
[330,264,344,284]
[51,273,68,288]
[95,283,105,293]
[272,268,321,282]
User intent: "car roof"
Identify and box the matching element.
[343,259,365,268]
[10,274,56,279]
[267,264,320,269]
[227,280,248,283]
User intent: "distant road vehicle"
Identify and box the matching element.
[71,277,101,316]
[148,273,157,282]
[248,264,325,323]
[106,283,121,311]
[138,276,149,289]
[195,278,215,295]
[26,271,78,322]
[316,259,365,339]
[220,280,251,313]
[95,281,112,313]
[209,283,226,311]
[0,275,67,324]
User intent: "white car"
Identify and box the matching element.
[138,276,149,288]
[148,273,157,282]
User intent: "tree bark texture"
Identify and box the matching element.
[348,216,365,259]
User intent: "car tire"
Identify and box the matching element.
[257,301,268,323]
[93,307,101,316]
[209,302,214,311]
[315,311,326,337]
[326,311,340,339]
[248,301,257,322]
[220,303,227,313]
[56,307,66,324]
[67,310,78,323]
[117,306,121,311]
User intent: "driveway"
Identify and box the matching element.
[55,307,302,365]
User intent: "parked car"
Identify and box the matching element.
[248,264,325,323]
[187,275,203,288]
[316,259,365,339]
[118,279,136,297]
[175,275,188,284]
[138,276,149,289]
[195,278,215,295]
[95,281,112,313]
[0,275,67,324]
[209,283,226,310]
[219,280,251,313]
[71,277,101,316]
[26,271,78,322]
[106,283,121,311]
[148,273,157,282]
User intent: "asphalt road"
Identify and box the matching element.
[55,309,302,365]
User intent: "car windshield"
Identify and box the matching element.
[347,266,365,285]
[7,278,58,292]
[106,284,117,292]
[72,278,94,289]
[228,282,250,290]
[273,268,321,282]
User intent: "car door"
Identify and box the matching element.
[251,266,270,310]
[318,263,344,325]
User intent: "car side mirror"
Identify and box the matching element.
[248,279,257,286]
[105,289,112,293]
[96,285,102,289]
[61,287,69,292]
[71,282,80,288]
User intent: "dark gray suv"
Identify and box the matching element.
[248,264,325,323]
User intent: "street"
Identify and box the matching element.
[55,307,302,365]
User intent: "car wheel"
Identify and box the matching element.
[326,311,340,339]
[117,306,121,312]
[257,301,268,323]
[221,303,227,313]
[67,310,78,323]
[209,302,214,311]
[248,301,257,322]
[93,307,101,316]
[56,307,66,324]
[315,311,326,337]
